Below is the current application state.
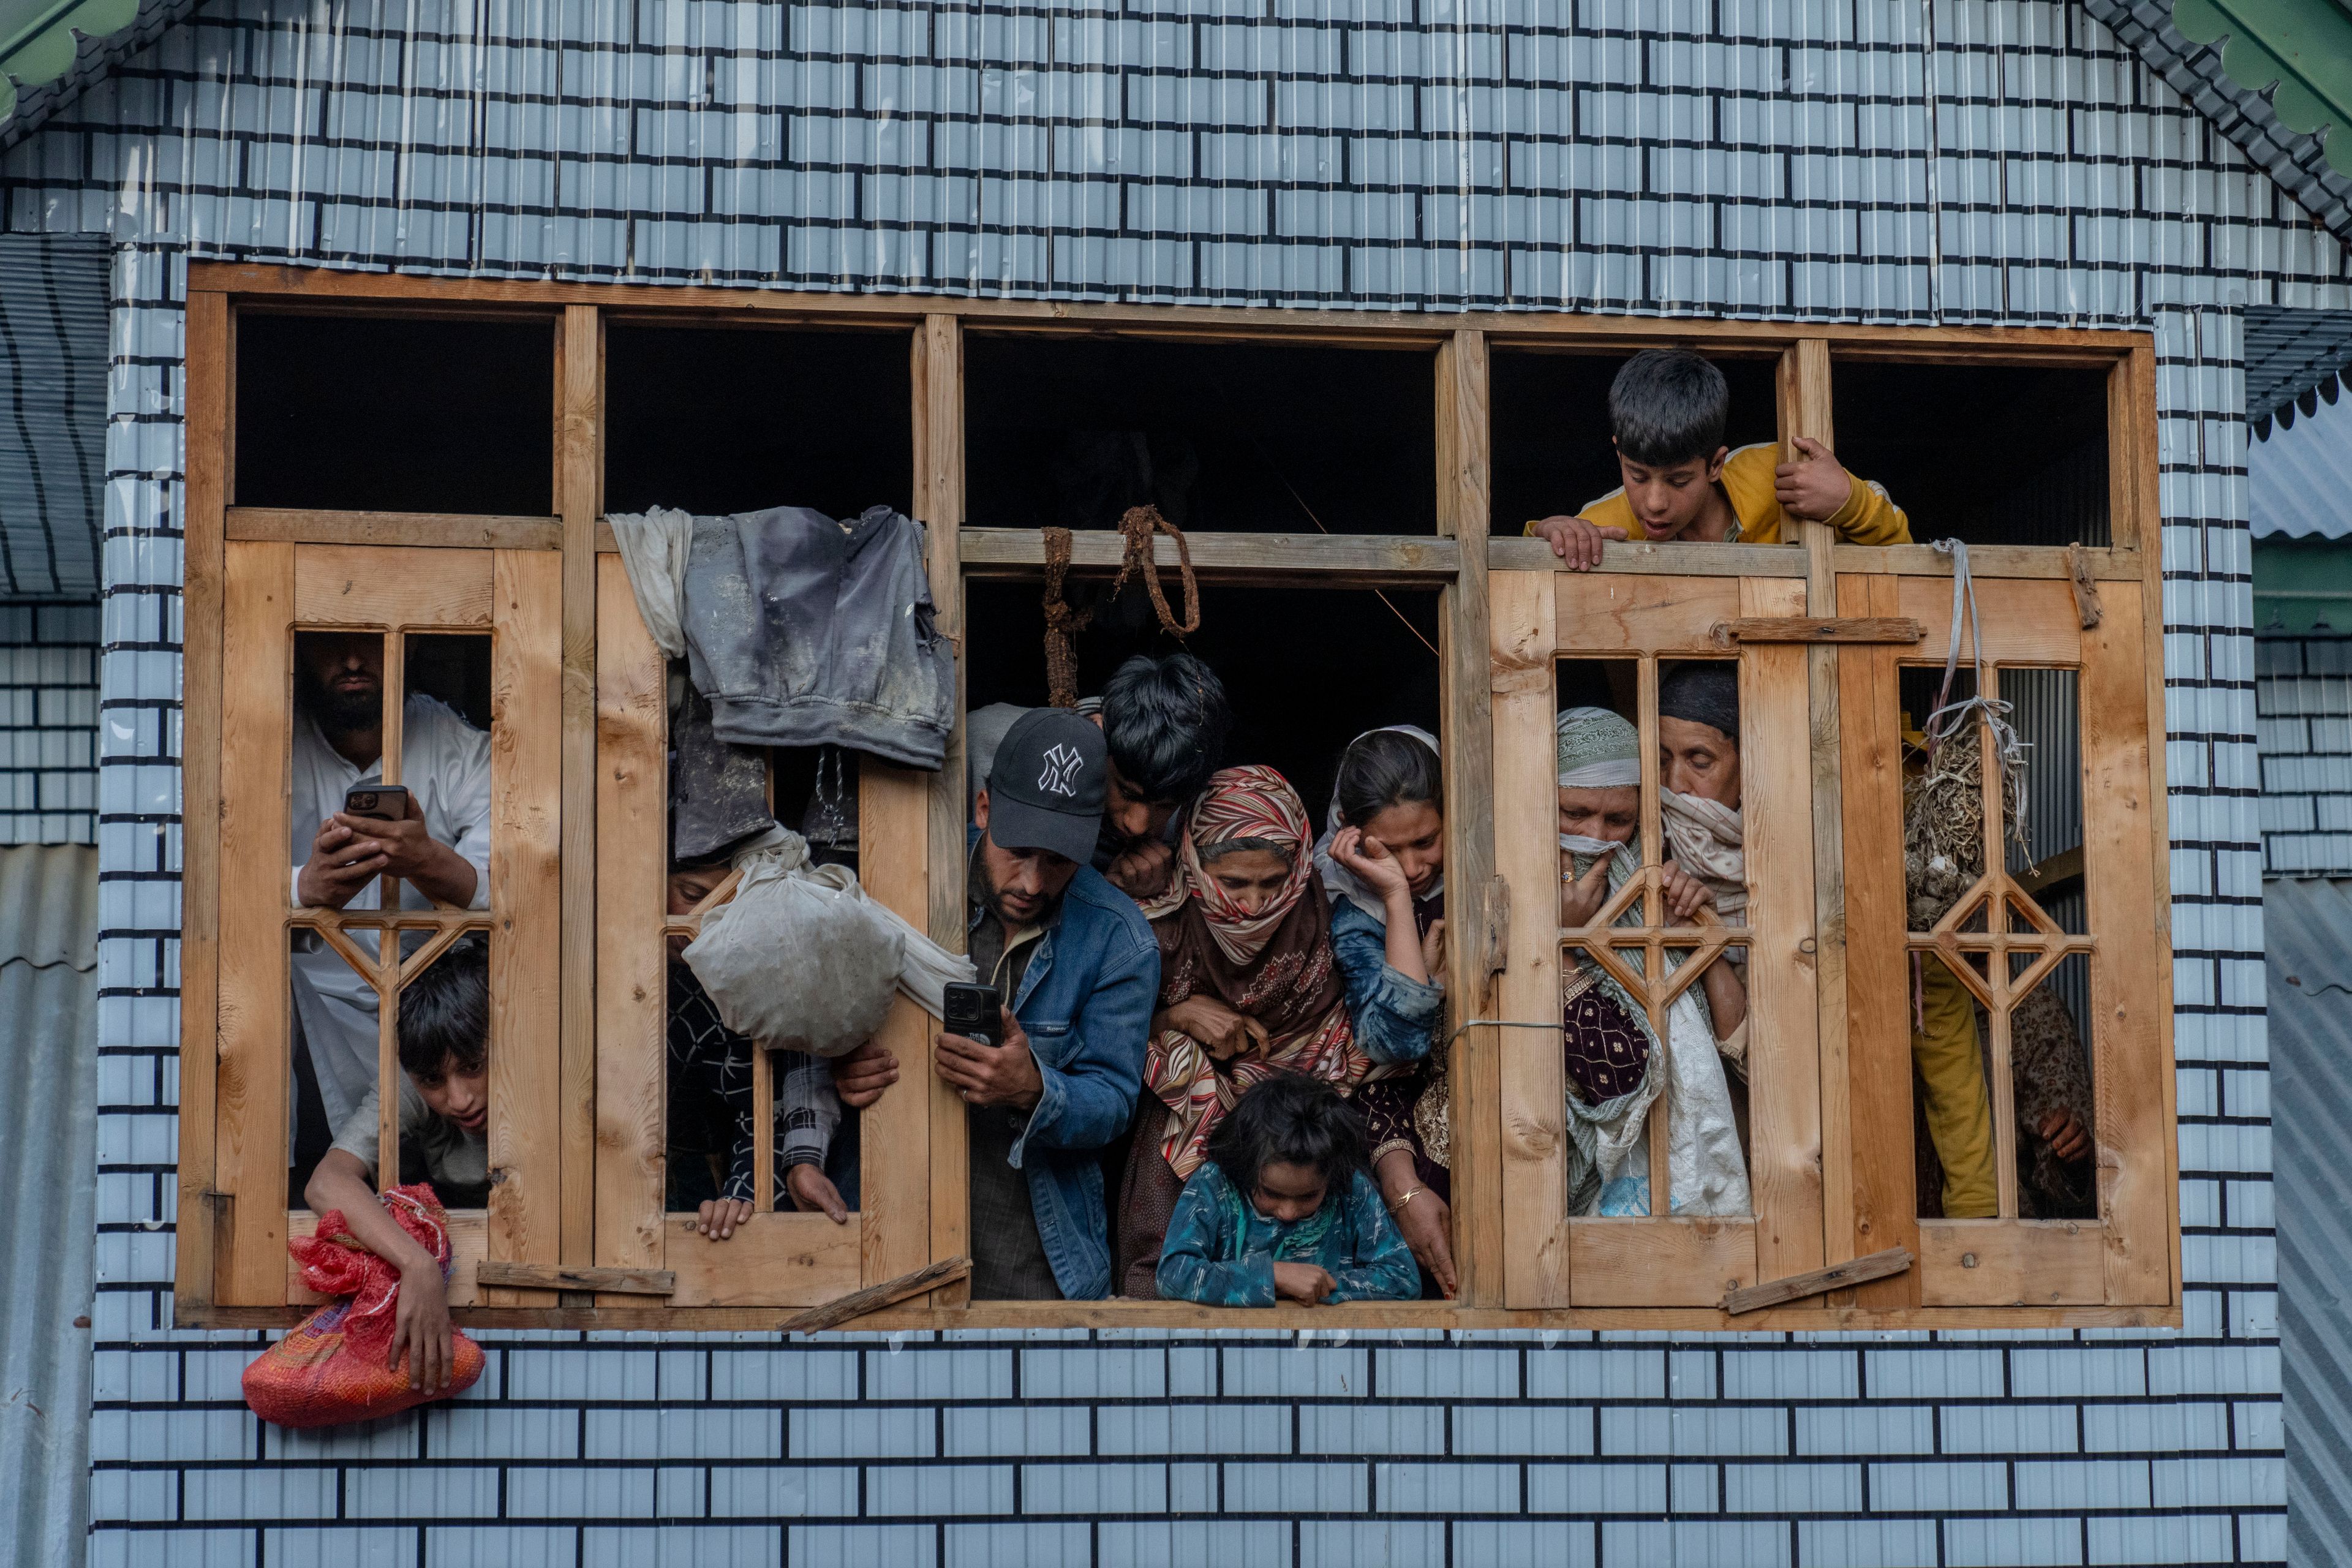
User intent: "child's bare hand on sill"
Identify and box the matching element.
[1159,996,1270,1061]
[2038,1109,2092,1163]
[786,1164,850,1223]
[1272,1261,1337,1305]
[1773,436,1855,522]
[695,1196,753,1240]
[829,1038,899,1109]
[1658,864,1718,922]
[1529,514,1628,571]
[391,1264,456,1391]
[1559,854,1613,929]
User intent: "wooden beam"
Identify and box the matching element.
[216,540,295,1305]
[1436,329,1502,1309]
[1491,569,1567,1308]
[2082,586,2175,1306]
[557,306,601,1287]
[961,527,1460,584]
[1489,537,1807,577]
[476,1261,676,1295]
[861,762,938,1294]
[226,507,563,550]
[1834,572,1922,1307]
[1741,576,1828,1287]
[177,290,230,1314]
[1716,616,1924,646]
[780,1256,973,1335]
[1831,542,2143,581]
[912,312,970,1308]
[486,550,565,1308]
[1722,1247,1913,1314]
[189,262,2150,363]
[594,557,668,1293]
[1779,340,1856,1302]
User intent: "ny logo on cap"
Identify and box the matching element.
[1038,742,1084,797]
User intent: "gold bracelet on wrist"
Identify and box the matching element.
[1389,1187,1422,1214]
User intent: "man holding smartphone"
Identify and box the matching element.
[287,631,493,1194]
[938,707,1160,1300]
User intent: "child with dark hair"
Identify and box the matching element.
[965,651,1233,901]
[1155,1076,1418,1307]
[1528,347,1910,570]
[302,935,493,1395]
[1313,726,1457,1296]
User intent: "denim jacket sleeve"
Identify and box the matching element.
[1012,902,1161,1162]
[1155,1167,1275,1306]
[1328,897,1444,1067]
[1324,1172,1423,1304]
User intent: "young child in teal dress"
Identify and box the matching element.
[1155,1075,1419,1307]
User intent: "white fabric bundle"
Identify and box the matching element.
[684,827,973,1056]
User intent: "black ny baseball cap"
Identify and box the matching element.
[986,707,1107,865]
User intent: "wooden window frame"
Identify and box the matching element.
[176,262,2177,1330]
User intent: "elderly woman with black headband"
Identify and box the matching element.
[1655,663,1751,1077]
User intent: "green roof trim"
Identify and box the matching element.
[2174,0,2352,176]
[0,0,140,124]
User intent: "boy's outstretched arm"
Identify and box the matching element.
[304,1150,457,1390]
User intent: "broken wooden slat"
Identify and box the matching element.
[2066,542,2105,629]
[1713,616,1925,646]
[476,1262,677,1295]
[1721,1246,1914,1315]
[779,1256,974,1335]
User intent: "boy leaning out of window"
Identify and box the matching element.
[302,935,494,1395]
[1528,348,1910,568]
[1156,1076,1419,1308]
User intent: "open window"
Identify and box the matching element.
[209,541,560,1309]
[182,276,2177,1329]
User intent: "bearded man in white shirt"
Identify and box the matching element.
[287,632,493,1191]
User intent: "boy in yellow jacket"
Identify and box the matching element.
[1526,347,1910,568]
[1531,350,1993,1217]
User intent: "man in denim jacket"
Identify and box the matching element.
[933,708,1161,1300]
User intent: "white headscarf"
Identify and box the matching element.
[1311,725,1445,923]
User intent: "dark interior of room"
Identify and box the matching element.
[603,323,913,519]
[1492,349,1781,535]
[965,579,1442,816]
[963,334,1438,536]
[1834,361,2110,547]
[235,313,554,515]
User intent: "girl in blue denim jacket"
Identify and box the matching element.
[1156,1076,1417,1307]
[1311,726,1457,1297]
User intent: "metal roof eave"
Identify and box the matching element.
[0,0,137,125]
[2173,0,2352,178]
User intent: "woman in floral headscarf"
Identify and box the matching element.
[1114,765,1381,1297]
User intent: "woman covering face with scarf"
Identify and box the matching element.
[1115,765,1379,1297]
[1655,663,1752,1077]
[1554,707,1751,1218]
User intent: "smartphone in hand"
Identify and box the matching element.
[941,981,1003,1049]
[343,784,411,823]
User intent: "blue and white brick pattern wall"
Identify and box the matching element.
[0,598,99,844]
[2255,635,2352,877]
[1,0,2337,1561]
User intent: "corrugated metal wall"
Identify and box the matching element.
[2265,877,2352,1568]
[0,843,98,1568]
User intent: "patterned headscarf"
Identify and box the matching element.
[1142,766,1376,1178]
[1556,704,1641,788]
[1136,764,1316,967]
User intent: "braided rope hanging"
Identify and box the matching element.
[1039,505,1202,709]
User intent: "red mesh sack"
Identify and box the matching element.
[242,1183,484,1428]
